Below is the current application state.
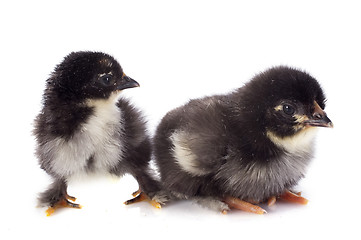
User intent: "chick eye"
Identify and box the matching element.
[283,104,295,115]
[99,74,114,86]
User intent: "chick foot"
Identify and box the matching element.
[223,196,267,214]
[45,194,81,216]
[279,190,308,204]
[266,190,308,207]
[267,196,277,206]
[124,189,162,209]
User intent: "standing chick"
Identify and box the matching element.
[154,66,332,214]
[34,51,160,215]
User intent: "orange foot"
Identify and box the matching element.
[267,190,308,206]
[223,196,267,214]
[279,190,308,204]
[45,194,82,216]
[124,189,162,209]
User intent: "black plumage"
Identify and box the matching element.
[153,66,332,213]
[34,51,160,215]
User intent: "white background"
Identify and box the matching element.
[1,0,360,239]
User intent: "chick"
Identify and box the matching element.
[34,51,160,215]
[153,66,332,214]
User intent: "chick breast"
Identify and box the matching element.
[40,97,124,178]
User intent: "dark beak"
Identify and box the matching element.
[116,75,140,90]
[303,101,333,128]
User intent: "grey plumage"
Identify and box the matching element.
[34,51,160,213]
[153,66,332,212]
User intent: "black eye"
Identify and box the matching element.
[283,104,295,115]
[99,74,114,86]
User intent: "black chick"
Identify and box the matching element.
[153,66,332,214]
[34,51,161,215]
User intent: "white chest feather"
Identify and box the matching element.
[47,96,124,178]
[266,127,318,155]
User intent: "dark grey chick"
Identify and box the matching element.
[153,66,332,214]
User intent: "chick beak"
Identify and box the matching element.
[303,101,333,128]
[116,75,140,90]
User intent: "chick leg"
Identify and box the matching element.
[131,189,141,197]
[279,190,308,205]
[223,196,267,214]
[267,196,277,206]
[124,190,162,209]
[124,165,165,209]
[45,197,81,216]
[267,190,307,207]
[39,179,81,216]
